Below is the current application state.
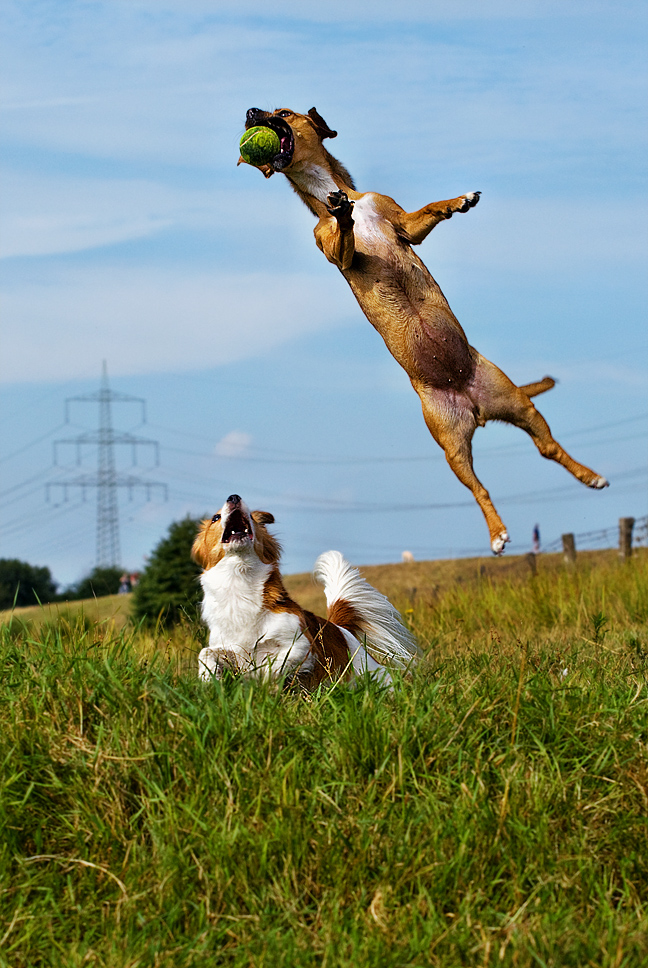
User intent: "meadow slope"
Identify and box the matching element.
[0,550,646,966]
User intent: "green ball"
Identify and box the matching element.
[239,126,281,166]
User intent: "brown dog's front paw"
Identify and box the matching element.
[326,190,354,224]
[327,189,350,210]
[458,191,481,212]
[491,530,510,556]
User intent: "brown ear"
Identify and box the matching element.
[308,107,337,140]
[252,510,275,525]
[191,520,212,568]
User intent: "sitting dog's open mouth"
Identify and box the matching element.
[222,508,253,544]
[245,109,294,170]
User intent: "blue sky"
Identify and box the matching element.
[1,0,646,586]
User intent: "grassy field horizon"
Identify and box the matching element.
[1,548,646,965]
[1,546,633,631]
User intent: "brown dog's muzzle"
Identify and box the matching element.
[244,108,295,171]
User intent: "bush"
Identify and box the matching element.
[61,566,124,601]
[0,558,58,610]
[131,516,203,627]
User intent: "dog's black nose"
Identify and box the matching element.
[227,494,241,506]
[246,108,262,122]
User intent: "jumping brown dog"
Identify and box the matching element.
[240,106,608,554]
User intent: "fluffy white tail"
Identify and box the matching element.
[313,551,419,669]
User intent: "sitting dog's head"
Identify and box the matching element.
[240,106,338,177]
[192,494,279,568]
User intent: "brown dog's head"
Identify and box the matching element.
[192,494,280,569]
[239,106,338,177]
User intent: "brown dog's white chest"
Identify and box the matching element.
[350,194,396,252]
[289,162,339,205]
[341,195,475,387]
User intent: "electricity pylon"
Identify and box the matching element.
[47,362,167,567]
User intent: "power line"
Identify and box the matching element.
[0,501,89,541]
[166,465,647,515]
[0,466,66,501]
[4,459,644,537]
[0,422,68,465]
[147,410,648,467]
[3,408,642,479]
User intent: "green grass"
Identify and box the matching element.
[1,553,647,966]
[0,593,132,632]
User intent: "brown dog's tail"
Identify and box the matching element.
[518,376,556,398]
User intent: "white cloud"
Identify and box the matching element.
[0,167,316,260]
[2,0,644,174]
[0,0,645,388]
[215,431,253,458]
[0,266,356,384]
[1,185,645,386]
[0,172,183,258]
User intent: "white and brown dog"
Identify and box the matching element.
[191,494,418,689]
[239,106,608,555]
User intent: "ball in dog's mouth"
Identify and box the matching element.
[239,126,281,167]
[243,112,294,170]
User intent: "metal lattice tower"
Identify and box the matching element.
[47,362,167,567]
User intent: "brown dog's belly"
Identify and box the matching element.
[344,250,476,391]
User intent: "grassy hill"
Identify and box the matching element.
[0,591,134,630]
[283,547,625,616]
[0,549,646,966]
[0,546,626,631]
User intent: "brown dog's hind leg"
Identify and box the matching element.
[397,192,481,245]
[471,356,609,490]
[417,386,510,554]
[513,405,608,489]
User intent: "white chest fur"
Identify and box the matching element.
[199,556,310,678]
[350,194,391,248]
[288,162,339,204]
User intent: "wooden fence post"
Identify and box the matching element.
[562,533,576,565]
[619,517,635,561]
[526,552,537,576]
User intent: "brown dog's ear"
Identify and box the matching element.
[191,521,213,568]
[308,107,337,140]
[252,511,281,564]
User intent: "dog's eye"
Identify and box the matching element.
[276,110,292,118]
[211,514,221,523]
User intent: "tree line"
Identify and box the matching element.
[0,517,202,626]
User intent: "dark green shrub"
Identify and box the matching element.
[131,516,203,627]
[0,558,58,609]
[61,565,124,601]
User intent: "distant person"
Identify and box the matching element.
[532,525,540,554]
[129,572,140,588]
[118,573,131,594]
